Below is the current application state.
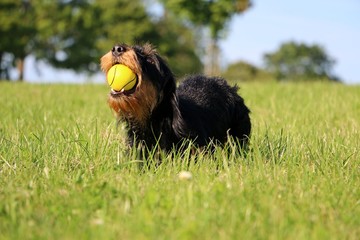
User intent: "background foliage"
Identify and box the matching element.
[0,0,340,82]
[159,0,252,75]
[222,60,272,82]
[264,41,339,81]
[0,0,202,80]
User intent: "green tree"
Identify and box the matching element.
[0,0,37,81]
[222,60,272,83]
[33,0,165,74]
[264,41,339,81]
[94,0,156,55]
[159,0,252,76]
[33,0,102,73]
[0,0,101,80]
[1,0,202,81]
[150,15,203,77]
[94,0,203,76]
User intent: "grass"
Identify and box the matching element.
[0,81,359,239]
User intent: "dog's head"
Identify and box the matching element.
[100,43,176,126]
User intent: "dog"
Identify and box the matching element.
[101,43,251,152]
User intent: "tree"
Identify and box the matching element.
[94,0,202,77]
[0,0,37,81]
[159,0,252,76]
[0,0,100,80]
[222,60,272,82]
[264,41,339,81]
[33,0,168,74]
[1,0,202,81]
[150,15,203,77]
[94,0,156,55]
[33,0,103,73]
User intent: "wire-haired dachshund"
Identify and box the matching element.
[101,43,251,152]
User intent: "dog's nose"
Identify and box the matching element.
[112,45,125,57]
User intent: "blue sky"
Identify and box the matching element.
[220,0,360,84]
[25,0,360,84]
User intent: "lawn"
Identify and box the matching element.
[0,81,359,239]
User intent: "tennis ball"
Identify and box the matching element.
[107,64,137,91]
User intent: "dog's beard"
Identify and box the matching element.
[107,75,158,127]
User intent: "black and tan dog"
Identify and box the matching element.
[101,43,251,152]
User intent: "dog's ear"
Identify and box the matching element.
[140,43,176,90]
[142,43,162,71]
[137,44,186,135]
[146,54,161,71]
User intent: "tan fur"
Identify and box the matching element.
[101,46,158,127]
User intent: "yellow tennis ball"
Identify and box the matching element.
[107,64,137,91]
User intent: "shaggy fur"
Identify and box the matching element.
[101,43,251,151]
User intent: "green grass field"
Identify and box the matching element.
[0,81,359,239]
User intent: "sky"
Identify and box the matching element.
[25,0,360,84]
[219,0,360,84]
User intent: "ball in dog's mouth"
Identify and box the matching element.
[107,64,138,94]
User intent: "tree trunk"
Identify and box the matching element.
[17,57,25,81]
[204,37,220,76]
[0,52,3,80]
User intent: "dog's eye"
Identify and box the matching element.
[147,58,155,65]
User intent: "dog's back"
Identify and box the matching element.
[177,75,251,146]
